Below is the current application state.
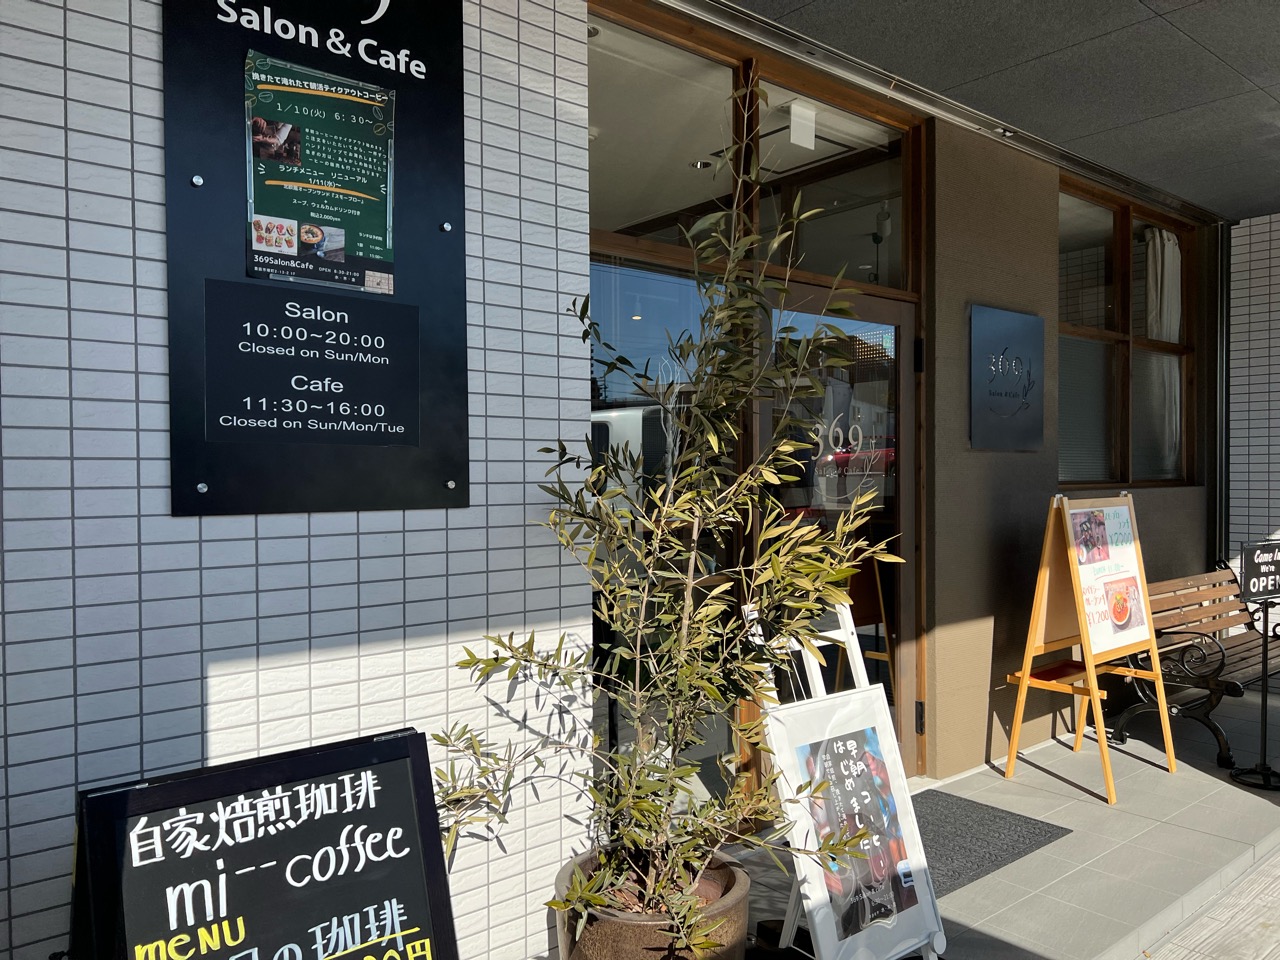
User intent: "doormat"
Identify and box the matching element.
[912,789,1071,898]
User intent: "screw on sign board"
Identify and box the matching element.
[69,730,458,960]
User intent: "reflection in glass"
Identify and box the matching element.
[589,261,701,407]
[758,82,904,288]
[1058,337,1115,482]
[1058,193,1115,331]
[1132,349,1181,480]
[588,16,735,240]
[775,311,897,519]
[774,309,899,693]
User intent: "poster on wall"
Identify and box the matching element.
[162,0,466,515]
[71,730,459,960]
[245,51,396,294]
[970,304,1043,451]
[765,687,946,960]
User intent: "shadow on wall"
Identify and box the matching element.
[985,514,1073,767]
[194,624,590,960]
[19,611,591,960]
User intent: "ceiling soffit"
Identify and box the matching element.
[666,0,1278,222]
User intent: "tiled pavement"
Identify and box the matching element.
[746,687,1280,959]
[1148,846,1280,960]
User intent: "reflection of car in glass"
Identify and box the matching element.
[782,506,828,529]
[589,405,669,500]
[818,436,896,478]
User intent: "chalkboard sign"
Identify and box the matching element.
[71,730,458,960]
[1241,540,1280,602]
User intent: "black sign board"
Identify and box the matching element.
[1241,540,1280,602]
[71,730,458,960]
[162,0,467,515]
[204,280,421,447]
[969,304,1044,451]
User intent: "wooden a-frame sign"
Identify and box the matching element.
[1005,494,1176,803]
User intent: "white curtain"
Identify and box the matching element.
[1145,227,1181,341]
[1144,227,1182,476]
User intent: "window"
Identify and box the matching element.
[757,81,904,289]
[586,9,919,768]
[588,17,735,244]
[1057,186,1191,484]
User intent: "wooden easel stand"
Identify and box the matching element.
[1005,495,1176,804]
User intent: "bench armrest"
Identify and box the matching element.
[1152,628,1228,681]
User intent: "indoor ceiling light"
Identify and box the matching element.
[631,314,642,321]
[875,200,892,239]
[690,160,712,170]
[789,101,816,150]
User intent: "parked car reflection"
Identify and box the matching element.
[819,435,896,478]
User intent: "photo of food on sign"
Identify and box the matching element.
[1103,575,1144,634]
[1071,508,1110,566]
[250,214,297,255]
[797,726,917,941]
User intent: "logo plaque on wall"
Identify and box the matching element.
[969,304,1044,451]
[161,0,466,515]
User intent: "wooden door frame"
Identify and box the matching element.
[771,283,921,774]
[585,0,930,775]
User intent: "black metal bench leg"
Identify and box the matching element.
[1181,691,1234,769]
[1107,692,1235,767]
[1107,699,1156,746]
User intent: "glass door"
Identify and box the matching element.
[770,287,917,767]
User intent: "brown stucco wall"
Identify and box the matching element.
[923,122,1217,779]
[925,121,1066,779]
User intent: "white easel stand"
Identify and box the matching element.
[770,605,946,960]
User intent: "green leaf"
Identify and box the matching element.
[431,105,896,931]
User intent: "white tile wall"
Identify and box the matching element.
[0,1,594,958]
[1228,214,1280,562]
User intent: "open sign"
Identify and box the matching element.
[1242,540,1280,602]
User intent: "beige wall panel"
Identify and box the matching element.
[928,630,1072,780]
[926,122,1063,777]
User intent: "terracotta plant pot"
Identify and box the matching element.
[553,852,750,960]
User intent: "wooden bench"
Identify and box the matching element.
[1109,565,1272,768]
